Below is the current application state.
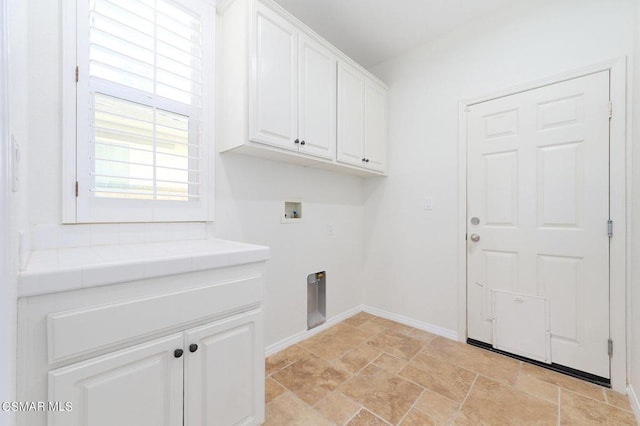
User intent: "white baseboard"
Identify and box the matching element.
[264,305,363,357]
[362,305,458,341]
[265,304,460,357]
[628,384,640,425]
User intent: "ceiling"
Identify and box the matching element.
[273,0,532,68]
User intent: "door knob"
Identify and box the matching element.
[470,234,480,242]
[189,343,198,353]
[174,349,184,358]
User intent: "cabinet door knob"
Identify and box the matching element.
[294,139,300,144]
[189,343,199,353]
[174,349,184,358]
[362,158,366,162]
[300,140,306,145]
[365,158,370,163]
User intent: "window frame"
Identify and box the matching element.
[62,0,215,223]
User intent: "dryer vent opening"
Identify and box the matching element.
[307,272,326,330]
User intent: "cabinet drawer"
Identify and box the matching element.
[47,275,262,364]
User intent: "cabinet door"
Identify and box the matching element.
[184,310,264,426]
[48,334,184,426]
[298,34,336,159]
[337,61,365,167]
[364,80,388,172]
[251,3,298,150]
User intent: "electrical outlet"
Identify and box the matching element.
[424,197,433,210]
[327,224,334,236]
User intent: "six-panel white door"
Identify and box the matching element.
[48,334,184,426]
[466,71,611,378]
[184,310,264,426]
[298,34,336,159]
[251,3,298,150]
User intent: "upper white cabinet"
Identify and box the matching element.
[336,61,387,172]
[336,61,365,167]
[251,3,298,150]
[363,79,388,172]
[298,34,337,160]
[218,0,387,175]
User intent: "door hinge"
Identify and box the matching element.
[608,219,613,238]
[75,181,78,197]
[608,101,612,119]
[608,338,613,357]
[75,66,79,83]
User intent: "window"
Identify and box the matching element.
[63,0,214,223]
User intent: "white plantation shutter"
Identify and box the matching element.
[72,0,213,222]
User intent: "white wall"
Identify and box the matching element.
[20,0,365,348]
[215,154,364,345]
[2,0,28,424]
[629,0,640,415]
[365,0,635,335]
[0,0,14,423]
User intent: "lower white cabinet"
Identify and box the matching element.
[17,263,266,426]
[48,310,263,426]
[185,311,263,426]
[49,334,184,426]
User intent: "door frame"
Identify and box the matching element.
[456,57,629,392]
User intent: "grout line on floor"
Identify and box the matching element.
[451,373,479,423]
[557,387,562,426]
[395,387,426,426]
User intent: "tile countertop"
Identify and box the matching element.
[18,239,270,297]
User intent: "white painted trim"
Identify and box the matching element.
[0,0,16,421]
[61,0,77,223]
[362,306,458,341]
[628,384,640,425]
[63,0,215,224]
[457,57,629,391]
[264,305,362,357]
[457,102,468,343]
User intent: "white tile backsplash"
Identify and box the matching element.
[32,222,208,251]
[33,224,60,250]
[58,225,92,248]
[90,224,121,246]
[143,223,168,243]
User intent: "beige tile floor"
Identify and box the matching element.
[264,312,638,425]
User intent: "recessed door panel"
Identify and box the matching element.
[537,142,583,228]
[484,151,518,226]
[537,255,581,341]
[537,95,582,130]
[484,109,519,139]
